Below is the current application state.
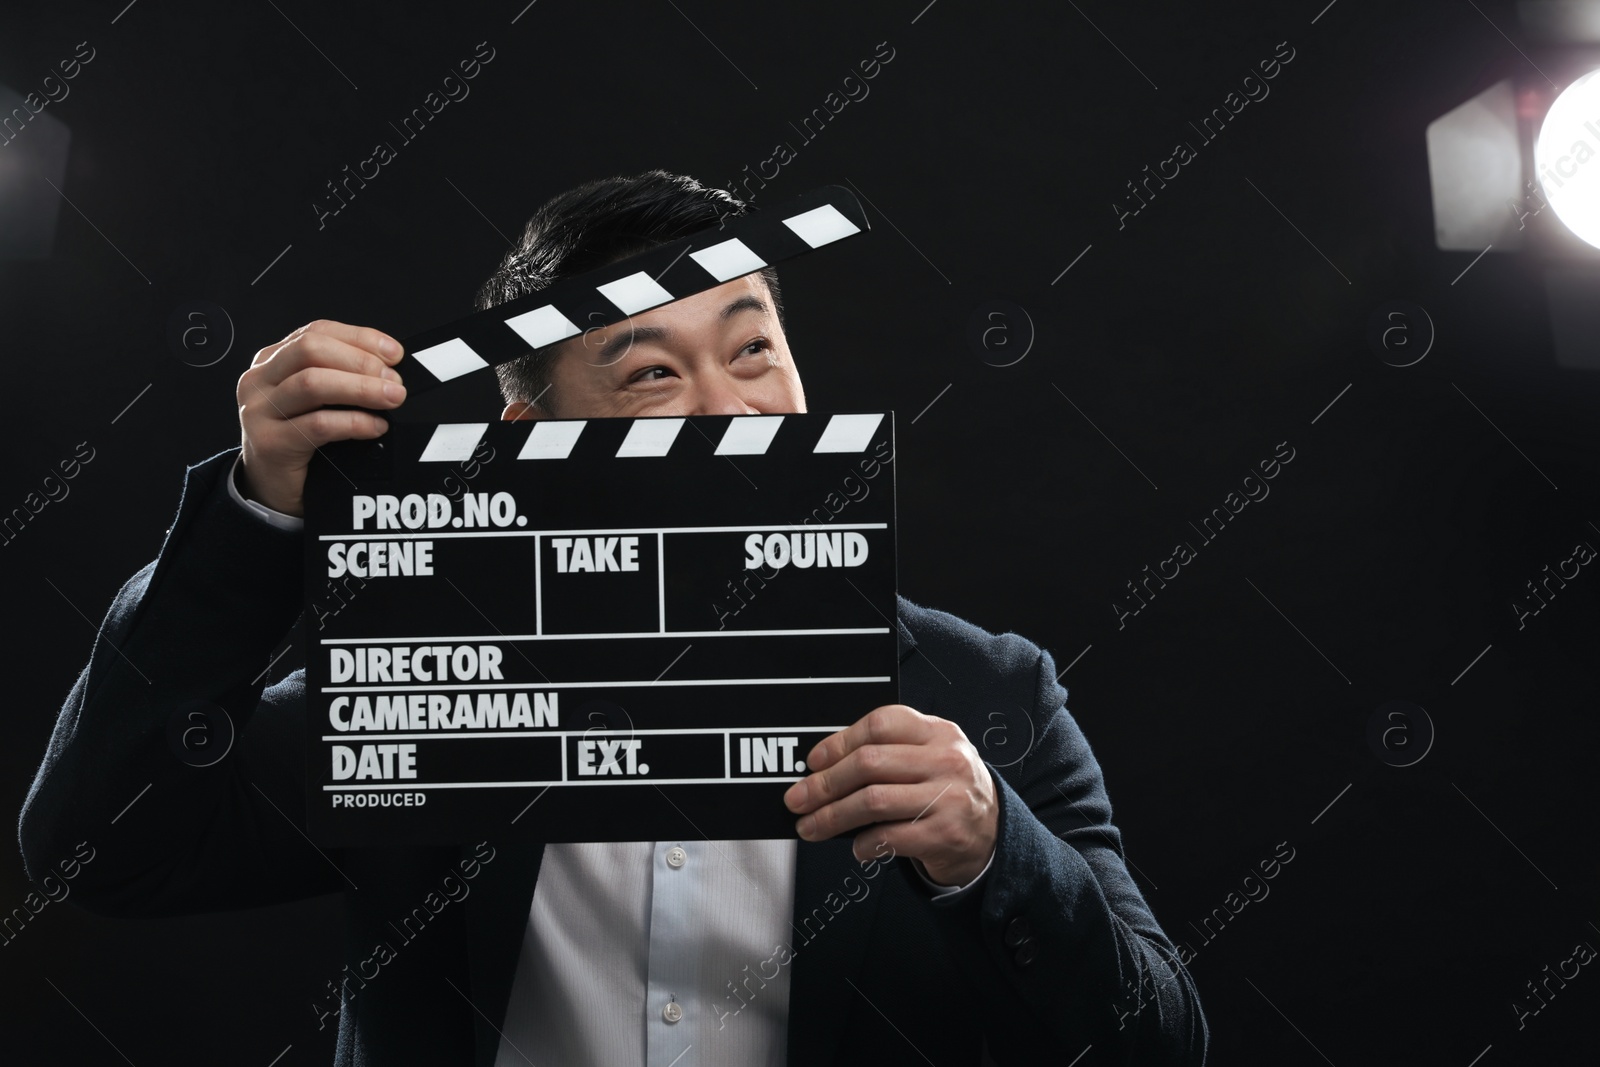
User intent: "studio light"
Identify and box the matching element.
[1534,67,1600,249]
[1425,2,1600,254]
[0,83,72,261]
[1422,2,1600,369]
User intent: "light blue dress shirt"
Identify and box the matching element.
[492,839,990,1067]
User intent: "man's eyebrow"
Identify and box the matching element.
[594,325,667,365]
[593,295,771,363]
[720,294,770,320]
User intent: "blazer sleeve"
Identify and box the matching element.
[17,447,347,916]
[921,648,1209,1065]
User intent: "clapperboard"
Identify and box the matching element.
[301,186,899,846]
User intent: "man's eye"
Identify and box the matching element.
[741,339,772,357]
[630,366,673,383]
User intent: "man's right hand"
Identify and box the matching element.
[236,320,407,517]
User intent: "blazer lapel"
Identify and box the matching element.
[467,839,545,1067]
[787,609,920,1065]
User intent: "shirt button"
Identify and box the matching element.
[662,1000,684,1023]
[665,846,687,869]
[1004,916,1032,948]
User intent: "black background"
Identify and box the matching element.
[2,1,1597,1063]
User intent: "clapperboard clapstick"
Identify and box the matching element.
[400,184,870,392]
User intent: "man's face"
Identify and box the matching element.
[499,274,805,421]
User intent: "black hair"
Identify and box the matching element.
[475,170,785,414]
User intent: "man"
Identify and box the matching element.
[19,171,1207,1065]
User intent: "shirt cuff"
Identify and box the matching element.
[228,454,305,532]
[911,846,996,899]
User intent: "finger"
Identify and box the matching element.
[254,330,403,387]
[251,319,393,371]
[848,821,959,869]
[806,705,934,772]
[796,781,950,842]
[267,406,392,451]
[850,827,899,866]
[260,364,407,420]
[784,742,929,814]
[293,319,403,363]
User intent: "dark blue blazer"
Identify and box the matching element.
[19,450,1207,1065]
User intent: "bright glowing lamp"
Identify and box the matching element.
[1535,68,1600,249]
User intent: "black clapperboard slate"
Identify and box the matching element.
[301,186,900,846]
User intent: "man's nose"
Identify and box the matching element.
[689,376,761,416]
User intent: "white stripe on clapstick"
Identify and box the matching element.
[419,422,489,462]
[616,417,685,457]
[516,419,587,460]
[503,304,581,349]
[813,412,884,453]
[714,415,784,455]
[411,338,489,382]
[782,204,861,248]
[597,271,676,315]
[690,238,768,282]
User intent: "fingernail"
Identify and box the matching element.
[787,781,808,808]
[380,337,402,358]
[381,367,401,382]
[797,815,815,838]
[383,382,406,403]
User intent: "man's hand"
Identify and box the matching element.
[236,320,407,517]
[783,704,998,887]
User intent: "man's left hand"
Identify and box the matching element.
[783,704,998,887]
